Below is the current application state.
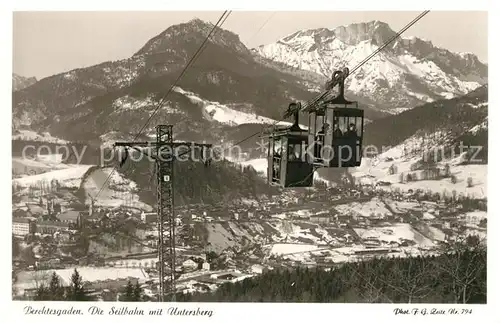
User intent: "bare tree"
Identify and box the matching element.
[436,235,486,303]
[349,257,394,303]
[385,250,434,303]
[31,269,52,291]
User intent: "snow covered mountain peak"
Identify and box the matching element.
[332,20,397,46]
[254,20,487,113]
[278,20,397,50]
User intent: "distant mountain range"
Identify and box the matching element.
[12,18,488,149]
[255,20,487,114]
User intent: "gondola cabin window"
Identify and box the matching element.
[308,105,364,167]
[288,141,302,161]
[265,129,314,188]
[272,137,283,183]
[336,114,363,137]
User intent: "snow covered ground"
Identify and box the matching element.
[111,94,177,113]
[232,157,331,185]
[266,219,336,245]
[14,267,150,295]
[12,157,70,175]
[12,130,68,144]
[174,86,303,128]
[351,136,487,198]
[239,158,267,174]
[335,197,392,218]
[267,242,438,263]
[424,225,447,242]
[353,223,435,247]
[12,164,94,188]
[384,200,421,214]
[271,243,319,256]
[82,167,152,211]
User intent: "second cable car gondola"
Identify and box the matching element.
[264,67,364,188]
[265,105,314,188]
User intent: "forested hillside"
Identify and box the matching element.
[178,238,486,303]
[363,85,488,162]
[124,157,279,206]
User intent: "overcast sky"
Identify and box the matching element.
[13,11,488,79]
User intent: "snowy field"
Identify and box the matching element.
[353,223,435,247]
[14,267,150,295]
[424,225,447,241]
[82,167,152,211]
[268,220,331,245]
[12,130,68,144]
[384,200,421,214]
[239,158,267,174]
[351,136,487,198]
[12,164,94,188]
[174,87,303,128]
[268,242,438,263]
[334,197,392,218]
[12,157,70,174]
[270,243,319,256]
[233,157,331,185]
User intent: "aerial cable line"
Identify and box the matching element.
[98,10,429,207]
[134,10,231,138]
[247,12,276,45]
[178,10,232,76]
[286,10,431,187]
[126,11,275,163]
[92,12,234,248]
[163,10,233,128]
[96,11,430,296]
[92,10,231,201]
[350,10,430,75]
[92,10,270,248]
[179,10,431,169]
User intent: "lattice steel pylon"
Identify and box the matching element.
[155,125,175,301]
[113,125,212,302]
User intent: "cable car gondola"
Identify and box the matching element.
[303,68,364,168]
[307,104,364,168]
[265,68,364,189]
[264,106,314,188]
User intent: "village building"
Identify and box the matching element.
[140,211,156,224]
[249,264,265,274]
[201,262,211,271]
[12,218,36,237]
[182,259,198,272]
[56,210,82,227]
[36,220,70,235]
